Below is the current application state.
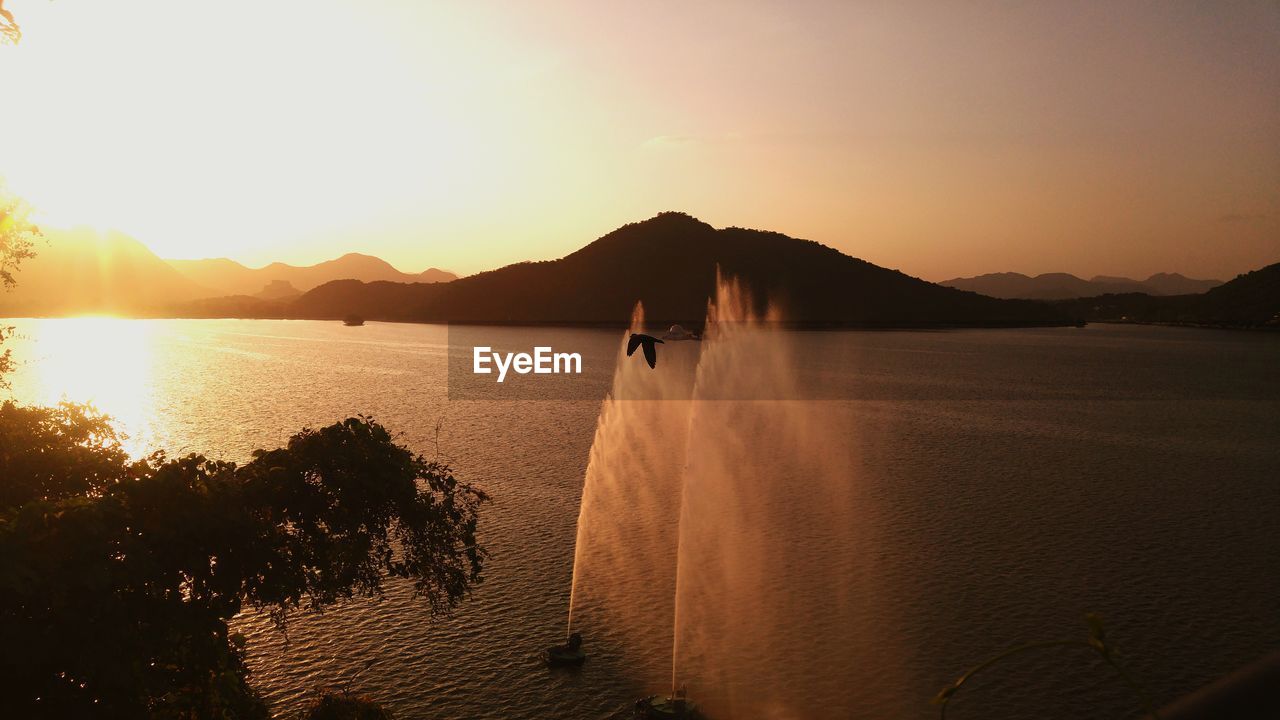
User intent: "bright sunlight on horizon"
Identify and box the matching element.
[1,0,1277,280]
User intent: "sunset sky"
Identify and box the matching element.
[1,0,1276,280]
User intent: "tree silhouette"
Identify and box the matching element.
[0,411,488,716]
[0,182,40,386]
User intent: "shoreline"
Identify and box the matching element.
[1089,319,1280,332]
[10,313,1276,332]
[1,313,1087,331]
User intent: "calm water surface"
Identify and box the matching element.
[4,319,1278,719]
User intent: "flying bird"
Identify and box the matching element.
[627,333,664,369]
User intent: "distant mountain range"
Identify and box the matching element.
[941,272,1222,300]
[0,231,455,316]
[189,212,1074,327]
[167,254,455,297]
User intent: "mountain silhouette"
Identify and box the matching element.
[1055,262,1280,328]
[0,229,456,316]
[168,253,457,296]
[0,228,209,316]
[1140,273,1224,296]
[288,279,447,322]
[281,212,1071,327]
[942,271,1222,300]
[418,268,456,283]
[254,280,302,301]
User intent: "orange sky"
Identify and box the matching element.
[1,0,1277,281]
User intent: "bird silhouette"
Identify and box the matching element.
[627,333,664,369]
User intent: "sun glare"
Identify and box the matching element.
[0,0,489,261]
[19,317,157,457]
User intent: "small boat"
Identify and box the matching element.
[343,315,365,326]
[542,646,587,666]
[635,688,698,718]
[543,632,586,666]
[661,324,700,341]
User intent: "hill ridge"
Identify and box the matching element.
[166,253,457,297]
[942,270,1222,299]
[271,212,1072,327]
[1055,262,1280,328]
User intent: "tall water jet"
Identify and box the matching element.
[566,303,699,687]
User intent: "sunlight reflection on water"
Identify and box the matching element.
[7,317,160,457]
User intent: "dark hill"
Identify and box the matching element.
[1191,263,1280,325]
[1056,262,1280,328]
[942,271,1222,300]
[1142,272,1223,296]
[290,212,1071,327]
[293,280,447,321]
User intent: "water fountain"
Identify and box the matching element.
[565,302,699,687]
[567,277,901,718]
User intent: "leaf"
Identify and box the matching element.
[1086,613,1109,656]
[931,683,959,705]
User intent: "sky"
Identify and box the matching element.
[0,0,1276,281]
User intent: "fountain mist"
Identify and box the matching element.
[569,278,899,718]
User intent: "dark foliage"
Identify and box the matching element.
[0,402,135,507]
[0,182,38,290]
[291,280,448,322]
[1,181,41,382]
[0,411,486,717]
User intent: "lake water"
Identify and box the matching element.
[3,319,1278,719]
